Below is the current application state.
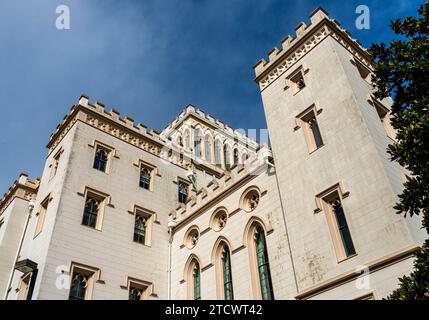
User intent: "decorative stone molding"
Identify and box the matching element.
[0,173,40,215]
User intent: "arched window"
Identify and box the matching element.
[69,274,87,300]
[255,226,274,300]
[233,148,239,166]
[222,245,234,300]
[93,148,108,172]
[224,144,231,171]
[194,129,202,158]
[139,168,151,190]
[184,129,190,149]
[242,152,249,165]
[134,216,147,244]
[82,198,99,228]
[193,261,201,300]
[204,134,212,163]
[178,181,189,204]
[214,139,222,168]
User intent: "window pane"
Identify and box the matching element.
[205,135,212,162]
[93,148,108,172]
[309,118,323,148]
[82,198,99,228]
[69,274,86,300]
[333,201,356,257]
[139,168,151,190]
[222,246,234,300]
[134,216,146,244]
[255,226,274,300]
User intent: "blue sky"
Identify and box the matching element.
[0,0,421,192]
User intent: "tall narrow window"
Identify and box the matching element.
[134,216,147,244]
[82,198,99,229]
[132,206,154,247]
[194,129,202,158]
[193,262,201,300]
[224,144,231,172]
[331,199,356,257]
[222,246,234,300]
[184,130,190,149]
[214,139,222,168]
[255,226,274,300]
[178,181,189,204]
[308,117,323,149]
[34,195,50,237]
[233,149,239,167]
[139,167,151,190]
[93,147,108,172]
[69,274,87,300]
[204,134,212,163]
[372,99,396,140]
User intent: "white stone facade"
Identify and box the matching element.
[0,7,426,300]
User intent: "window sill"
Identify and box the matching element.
[308,144,325,155]
[337,253,358,264]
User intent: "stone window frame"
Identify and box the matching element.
[284,64,309,94]
[314,182,357,262]
[129,205,156,247]
[367,96,396,141]
[68,262,102,300]
[88,140,119,174]
[133,159,159,192]
[48,146,64,181]
[294,103,324,154]
[177,178,190,204]
[34,193,53,238]
[78,186,112,231]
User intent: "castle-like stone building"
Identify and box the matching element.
[0,7,425,300]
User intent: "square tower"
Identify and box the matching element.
[254,7,426,299]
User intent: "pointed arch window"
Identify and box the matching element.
[93,148,108,172]
[204,134,212,163]
[255,226,274,300]
[194,129,202,158]
[332,199,356,257]
[82,198,99,229]
[224,144,231,171]
[233,149,239,167]
[222,245,234,300]
[134,216,147,244]
[193,262,201,300]
[214,139,222,168]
